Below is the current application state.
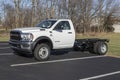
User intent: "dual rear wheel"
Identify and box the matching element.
[74,41,108,55]
[89,42,108,55]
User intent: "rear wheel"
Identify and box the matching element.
[34,43,51,61]
[94,42,108,55]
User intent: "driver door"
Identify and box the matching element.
[52,21,74,49]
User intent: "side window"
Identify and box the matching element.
[54,21,71,30]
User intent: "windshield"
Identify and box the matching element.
[36,20,57,28]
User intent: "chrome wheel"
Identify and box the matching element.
[93,42,108,55]
[100,44,107,53]
[38,47,49,59]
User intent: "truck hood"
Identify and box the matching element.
[13,27,46,33]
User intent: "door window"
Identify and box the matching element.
[54,21,71,30]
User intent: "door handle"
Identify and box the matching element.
[68,32,72,34]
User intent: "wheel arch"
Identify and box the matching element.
[32,36,53,51]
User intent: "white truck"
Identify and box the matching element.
[9,19,109,61]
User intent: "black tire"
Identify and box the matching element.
[34,43,51,61]
[73,45,80,51]
[94,42,108,55]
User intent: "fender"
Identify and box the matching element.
[32,36,53,51]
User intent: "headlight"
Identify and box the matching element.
[21,33,34,41]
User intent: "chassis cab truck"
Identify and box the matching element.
[9,19,109,61]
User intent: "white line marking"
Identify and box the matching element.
[0,53,13,56]
[80,71,120,80]
[0,47,10,49]
[11,55,106,67]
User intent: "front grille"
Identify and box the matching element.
[10,31,21,41]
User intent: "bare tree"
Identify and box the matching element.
[0,0,120,33]
[31,0,36,26]
[14,0,20,28]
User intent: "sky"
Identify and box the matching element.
[0,0,120,18]
[0,0,14,6]
[0,0,32,19]
[0,0,14,15]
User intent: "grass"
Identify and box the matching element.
[0,30,120,57]
[76,33,120,57]
[0,29,10,42]
[0,35,9,42]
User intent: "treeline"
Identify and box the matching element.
[0,0,120,33]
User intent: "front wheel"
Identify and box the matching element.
[94,42,108,55]
[34,43,51,61]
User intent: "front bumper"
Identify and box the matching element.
[9,40,33,53]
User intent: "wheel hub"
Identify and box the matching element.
[101,44,107,53]
[39,47,48,59]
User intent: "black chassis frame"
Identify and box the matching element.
[74,38,109,51]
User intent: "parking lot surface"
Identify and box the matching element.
[0,42,120,80]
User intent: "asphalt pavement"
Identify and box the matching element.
[0,42,120,80]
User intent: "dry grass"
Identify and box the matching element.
[0,29,10,41]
